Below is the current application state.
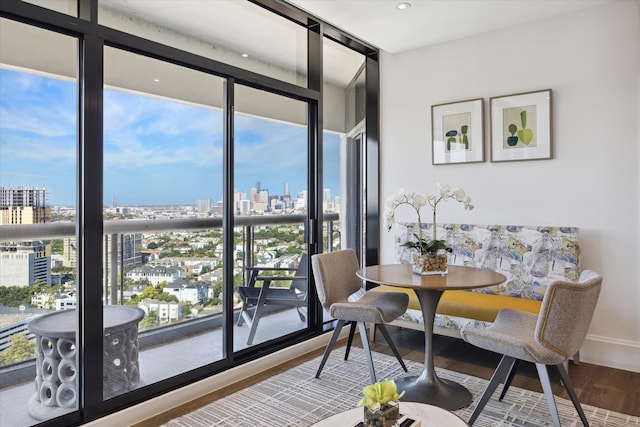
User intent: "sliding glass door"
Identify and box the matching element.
[232,85,311,349]
[103,46,226,387]
[0,0,379,424]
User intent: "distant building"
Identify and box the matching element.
[197,198,212,214]
[108,233,143,269]
[0,187,52,288]
[163,279,212,304]
[0,241,51,287]
[31,289,76,310]
[127,265,181,286]
[0,187,50,225]
[60,233,141,288]
[63,238,77,268]
[55,293,76,310]
[138,298,183,323]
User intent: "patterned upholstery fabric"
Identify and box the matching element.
[394,223,581,298]
[393,223,581,333]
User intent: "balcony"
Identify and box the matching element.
[0,213,339,426]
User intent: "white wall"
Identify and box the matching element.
[379,1,640,372]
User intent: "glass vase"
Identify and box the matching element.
[363,403,400,427]
[412,252,448,275]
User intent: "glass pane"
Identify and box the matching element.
[233,85,309,350]
[99,0,307,86]
[322,37,366,322]
[103,46,225,396]
[0,18,78,425]
[322,130,342,253]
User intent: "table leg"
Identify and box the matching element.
[393,288,472,410]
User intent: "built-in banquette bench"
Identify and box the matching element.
[374,223,581,357]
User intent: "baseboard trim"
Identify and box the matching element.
[580,334,640,372]
[85,331,344,426]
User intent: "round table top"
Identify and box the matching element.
[310,402,469,426]
[28,305,145,337]
[357,264,506,291]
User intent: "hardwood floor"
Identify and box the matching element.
[135,327,639,426]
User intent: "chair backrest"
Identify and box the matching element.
[311,249,362,311]
[535,269,602,359]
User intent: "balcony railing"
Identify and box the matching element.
[0,212,339,378]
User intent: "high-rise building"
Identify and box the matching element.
[63,238,77,268]
[197,198,212,214]
[0,187,50,225]
[0,187,51,287]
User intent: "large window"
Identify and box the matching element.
[0,18,79,423]
[0,0,379,425]
[103,46,227,389]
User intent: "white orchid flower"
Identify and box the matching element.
[453,188,466,201]
[412,194,427,207]
[385,184,474,251]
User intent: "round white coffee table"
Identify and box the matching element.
[311,402,469,426]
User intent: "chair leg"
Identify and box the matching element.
[246,304,264,345]
[236,305,250,326]
[246,285,271,345]
[315,320,346,379]
[344,322,357,361]
[468,355,515,426]
[535,363,561,427]
[376,323,407,372]
[554,364,590,427]
[357,321,377,383]
[499,358,520,401]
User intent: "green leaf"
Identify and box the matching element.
[517,128,534,145]
[520,110,527,129]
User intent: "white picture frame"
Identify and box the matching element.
[431,98,484,165]
[490,89,552,162]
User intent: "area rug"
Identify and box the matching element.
[162,349,639,427]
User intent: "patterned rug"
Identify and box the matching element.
[162,348,639,427]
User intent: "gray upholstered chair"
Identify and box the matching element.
[311,249,410,383]
[461,270,602,427]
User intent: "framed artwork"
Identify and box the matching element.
[431,98,484,165]
[490,89,552,162]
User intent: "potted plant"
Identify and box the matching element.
[385,183,474,275]
[358,380,405,427]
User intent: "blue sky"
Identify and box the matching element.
[0,69,341,206]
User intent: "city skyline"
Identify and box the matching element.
[0,68,341,207]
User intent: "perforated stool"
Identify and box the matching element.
[27,305,144,420]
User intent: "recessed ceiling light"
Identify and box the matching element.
[153,78,160,82]
[241,53,249,58]
[396,2,411,10]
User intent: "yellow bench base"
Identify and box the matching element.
[374,286,542,323]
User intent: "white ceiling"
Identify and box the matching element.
[286,0,617,54]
